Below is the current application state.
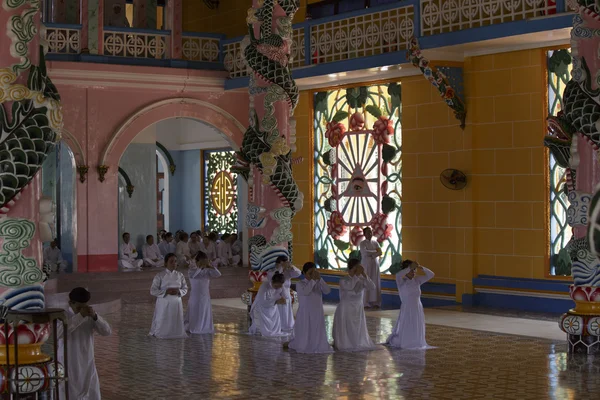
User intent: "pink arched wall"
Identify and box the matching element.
[50,62,248,272]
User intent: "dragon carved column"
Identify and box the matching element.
[234,0,303,297]
[0,0,64,392]
[545,1,600,355]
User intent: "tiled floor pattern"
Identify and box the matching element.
[89,303,599,400]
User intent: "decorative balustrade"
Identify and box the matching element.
[182,34,222,63]
[42,0,572,78]
[42,24,81,54]
[103,27,169,59]
[420,0,559,36]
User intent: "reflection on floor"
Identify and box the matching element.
[90,301,597,400]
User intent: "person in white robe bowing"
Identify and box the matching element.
[267,255,301,332]
[159,232,176,256]
[119,232,143,271]
[232,233,243,259]
[175,232,193,268]
[286,262,333,353]
[199,234,217,262]
[249,272,288,337]
[57,287,111,400]
[149,253,189,339]
[332,258,379,352]
[185,251,221,334]
[143,235,164,268]
[216,233,234,267]
[360,227,383,309]
[188,231,203,258]
[43,239,68,273]
[387,259,435,350]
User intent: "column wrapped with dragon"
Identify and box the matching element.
[233,0,303,289]
[0,0,64,393]
[544,0,600,354]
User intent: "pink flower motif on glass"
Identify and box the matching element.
[350,226,364,246]
[349,112,365,131]
[371,213,393,243]
[372,116,394,145]
[325,121,347,147]
[327,211,347,239]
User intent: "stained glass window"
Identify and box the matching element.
[203,150,238,234]
[547,48,573,275]
[314,83,402,273]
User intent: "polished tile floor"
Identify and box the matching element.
[91,302,597,400]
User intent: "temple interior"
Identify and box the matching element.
[1,0,600,398]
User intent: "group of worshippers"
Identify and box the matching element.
[118,229,242,271]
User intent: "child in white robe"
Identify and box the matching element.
[286,262,333,353]
[249,272,288,337]
[387,259,435,349]
[149,253,189,339]
[360,227,382,309]
[185,251,221,334]
[43,239,68,273]
[332,258,379,352]
[267,255,301,332]
[143,235,164,268]
[119,232,143,271]
[176,232,193,268]
[57,287,111,400]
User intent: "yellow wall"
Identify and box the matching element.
[401,48,548,302]
[183,0,307,38]
[291,91,314,265]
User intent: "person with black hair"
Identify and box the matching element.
[360,227,383,309]
[267,255,301,332]
[159,232,176,256]
[332,258,379,351]
[185,251,221,334]
[119,232,143,270]
[188,231,203,259]
[149,253,189,339]
[286,262,333,353]
[199,233,217,262]
[176,232,193,268]
[249,271,288,337]
[57,287,111,399]
[142,235,164,268]
[387,259,434,349]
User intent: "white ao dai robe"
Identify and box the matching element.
[43,246,68,272]
[387,267,435,349]
[57,308,112,400]
[267,265,301,332]
[188,240,203,258]
[158,240,176,256]
[186,266,221,334]
[288,278,333,353]
[119,242,143,270]
[249,281,287,337]
[176,241,193,268]
[359,239,382,307]
[143,243,164,268]
[332,275,379,351]
[199,241,217,261]
[149,269,189,339]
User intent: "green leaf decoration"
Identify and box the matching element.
[382,144,398,163]
[388,82,401,112]
[323,151,331,165]
[348,249,361,263]
[331,110,349,123]
[381,195,396,214]
[315,92,328,115]
[365,105,382,118]
[345,87,368,108]
[554,248,572,276]
[548,49,572,76]
[324,197,334,212]
[334,239,351,251]
[315,248,330,269]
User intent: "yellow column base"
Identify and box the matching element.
[0,344,51,366]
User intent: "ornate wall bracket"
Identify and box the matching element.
[97,165,109,182]
[77,165,89,183]
[118,167,134,198]
[156,142,176,176]
[407,38,467,129]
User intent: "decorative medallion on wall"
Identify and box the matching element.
[204,150,238,233]
[314,83,403,273]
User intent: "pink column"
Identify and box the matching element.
[166,0,183,59]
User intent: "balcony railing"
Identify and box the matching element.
[42,0,570,78]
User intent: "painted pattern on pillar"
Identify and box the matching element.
[314,84,402,273]
[204,150,238,234]
[232,0,302,272]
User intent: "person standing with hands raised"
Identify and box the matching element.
[267,256,301,332]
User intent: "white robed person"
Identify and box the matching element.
[159,232,176,256]
[185,251,221,334]
[43,239,68,273]
[149,253,189,339]
[119,232,143,270]
[57,287,112,400]
[188,231,203,258]
[199,234,217,262]
[249,272,288,337]
[360,227,382,308]
[143,234,164,268]
[387,259,435,349]
[332,258,380,352]
[175,232,194,268]
[266,255,301,332]
[286,262,333,353]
